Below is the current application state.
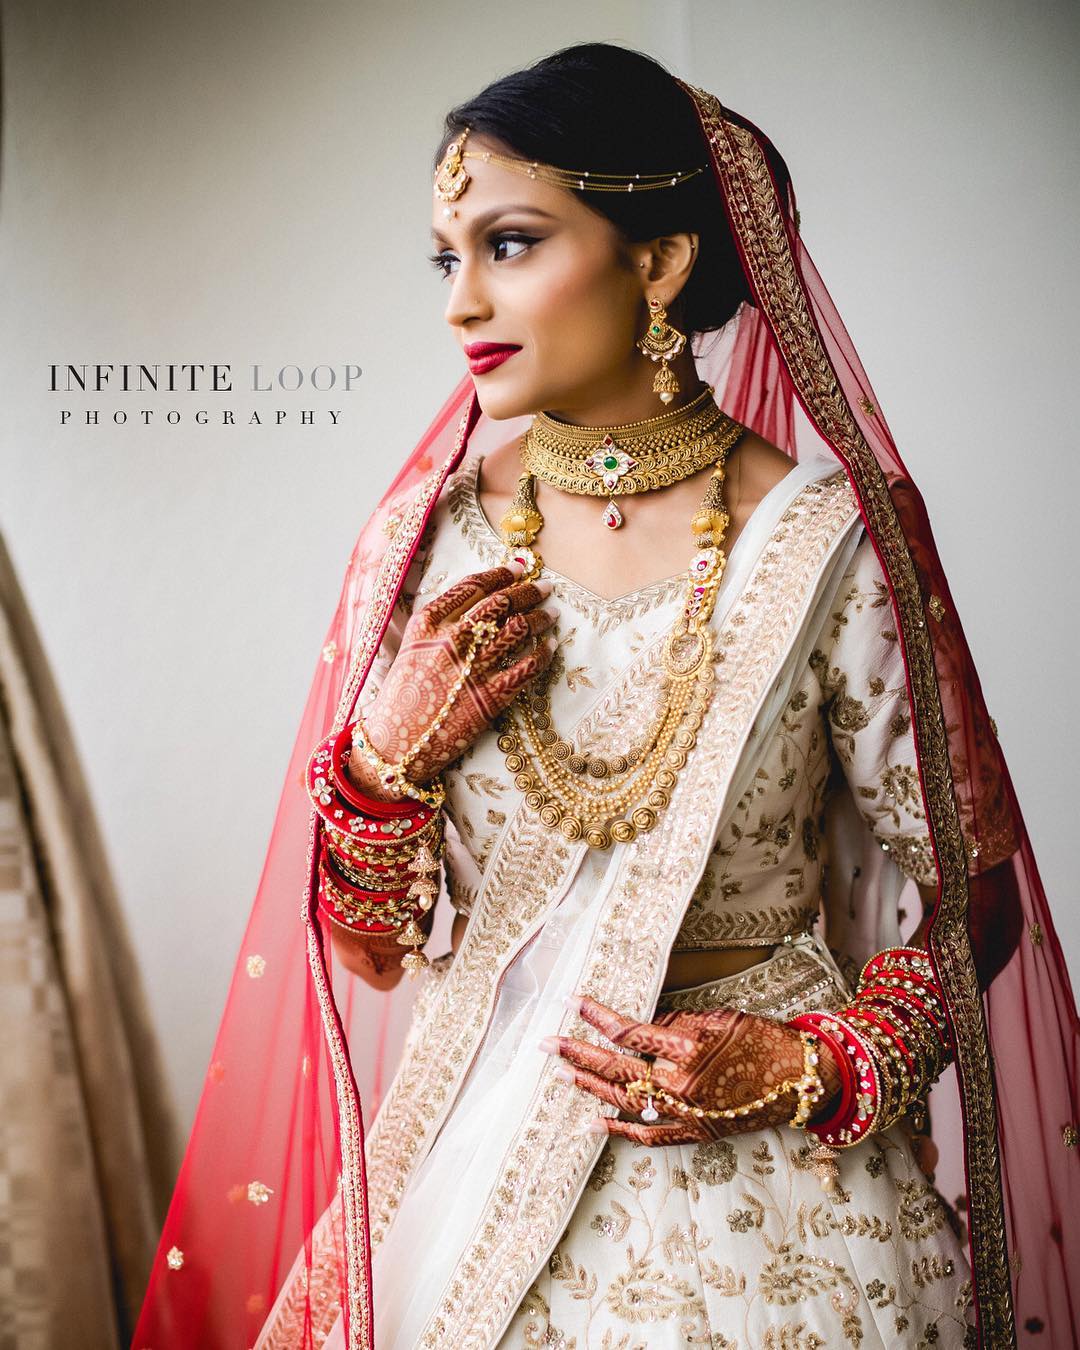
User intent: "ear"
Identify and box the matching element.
[633,232,699,301]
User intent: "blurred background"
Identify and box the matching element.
[1,0,1077,1339]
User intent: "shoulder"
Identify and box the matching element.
[733,431,797,499]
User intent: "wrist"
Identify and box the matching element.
[350,713,445,810]
[346,746,407,804]
[807,1038,844,1123]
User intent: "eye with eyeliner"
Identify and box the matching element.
[427,232,541,278]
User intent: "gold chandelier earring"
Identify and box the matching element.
[637,296,688,405]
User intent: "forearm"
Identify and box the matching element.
[329,904,436,990]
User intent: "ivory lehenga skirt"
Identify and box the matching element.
[496,933,975,1350]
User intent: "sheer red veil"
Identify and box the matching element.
[133,77,1080,1350]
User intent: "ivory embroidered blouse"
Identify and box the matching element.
[361,452,937,957]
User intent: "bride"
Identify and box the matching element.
[134,42,1080,1350]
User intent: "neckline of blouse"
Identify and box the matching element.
[460,450,806,612]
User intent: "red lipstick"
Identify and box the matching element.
[464,342,521,375]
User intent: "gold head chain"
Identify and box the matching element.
[434,125,704,216]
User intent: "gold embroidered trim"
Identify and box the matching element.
[670,901,818,950]
[678,84,1014,1343]
[877,830,937,887]
[364,806,576,1245]
[416,472,860,1346]
[258,1193,344,1348]
[656,943,848,1019]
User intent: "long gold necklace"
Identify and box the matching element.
[494,413,742,849]
[520,382,744,530]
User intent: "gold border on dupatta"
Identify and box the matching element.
[295,403,475,1350]
[677,82,1014,1346]
[413,474,861,1347]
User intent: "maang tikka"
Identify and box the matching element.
[637,296,688,405]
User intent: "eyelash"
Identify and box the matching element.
[427,233,540,278]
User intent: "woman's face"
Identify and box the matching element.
[429,134,653,423]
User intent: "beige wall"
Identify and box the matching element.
[2,0,1076,1127]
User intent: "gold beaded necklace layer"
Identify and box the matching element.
[495,389,745,850]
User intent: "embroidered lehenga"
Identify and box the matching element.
[134,85,1080,1350]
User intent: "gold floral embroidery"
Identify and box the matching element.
[879,833,936,883]
[503,1117,971,1348]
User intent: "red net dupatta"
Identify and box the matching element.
[679,84,1079,1348]
[133,83,1079,1350]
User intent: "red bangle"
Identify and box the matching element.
[317,892,399,936]
[788,1014,854,1128]
[859,945,936,984]
[846,1006,918,1077]
[331,725,417,818]
[858,977,950,1042]
[790,1012,880,1147]
[307,732,436,841]
[321,840,413,902]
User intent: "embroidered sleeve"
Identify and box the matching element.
[812,532,938,887]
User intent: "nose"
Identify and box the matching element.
[443,257,493,331]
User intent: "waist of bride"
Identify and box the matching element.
[656,930,850,1021]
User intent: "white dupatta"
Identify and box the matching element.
[335,452,867,1349]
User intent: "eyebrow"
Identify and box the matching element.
[430,204,559,246]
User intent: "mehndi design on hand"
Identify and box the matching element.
[543,993,841,1145]
[351,563,556,796]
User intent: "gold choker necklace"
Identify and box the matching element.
[519,383,744,529]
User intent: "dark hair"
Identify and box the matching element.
[434,43,753,337]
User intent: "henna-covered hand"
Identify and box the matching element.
[348,561,557,799]
[541,993,842,1145]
